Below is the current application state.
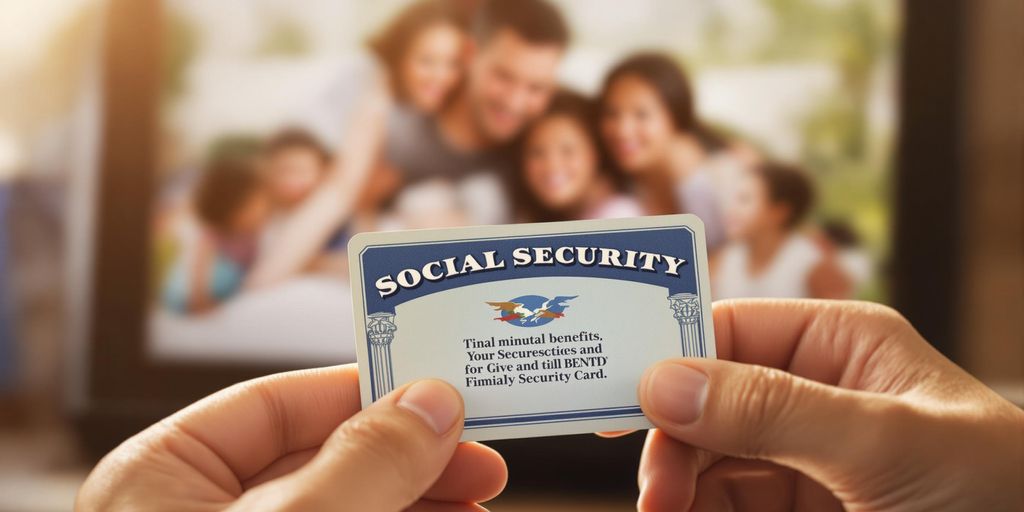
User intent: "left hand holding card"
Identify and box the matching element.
[76,365,508,511]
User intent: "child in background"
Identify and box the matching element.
[262,129,332,211]
[818,218,874,296]
[163,157,270,313]
[260,128,358,255]
[713,161,852,300]
[519,91,642,222]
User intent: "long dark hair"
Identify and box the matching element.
[515,89,623,223]
[367,0,471,104]
[601,51,727,152]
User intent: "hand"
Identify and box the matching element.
[76,365,506,511]
[636,299,1024,511]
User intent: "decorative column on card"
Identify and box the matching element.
[367,312,398,399]
[668,293,704,357]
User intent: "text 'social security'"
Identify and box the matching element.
[374,246,688,298]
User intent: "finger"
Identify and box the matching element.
[243,442,506,504]
[711,299,925,389]
[637,429,696,512]
[406,500,489,512]
[162,364,362,485]
[237,379,465,511]
[595,430,635,439]
[689,459,797,512]
[639,358,916,488]
[637,429,720,512]
[243,447,319,490]
[689,459,843,512]
[421,442,507,503]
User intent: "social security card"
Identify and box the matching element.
[348,214,716,441]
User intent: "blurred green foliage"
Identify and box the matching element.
[703,0,898,301]
[205,134,264,162]
[162,10,201,104]
[254,17,312,57]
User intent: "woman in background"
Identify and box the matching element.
[245,0,473,290]
[599,52,742,249]
[713,161,852,300]
[518,91,642,222]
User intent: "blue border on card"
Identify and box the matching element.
[358,226,707,430]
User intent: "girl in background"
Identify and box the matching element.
[713,161,852,300]
[519,91,642,222]
[600,52,743,249]
[298,0,471,145]
[163,157,270,313]
[163,103,383,313]
[367,0,471,114]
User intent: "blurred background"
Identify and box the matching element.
[0,0,1020,510]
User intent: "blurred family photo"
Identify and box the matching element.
[150,0,889,362]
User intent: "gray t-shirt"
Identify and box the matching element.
[384,106,514,224]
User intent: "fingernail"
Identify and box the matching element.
[645,364,708,424]
[397,380,461,435]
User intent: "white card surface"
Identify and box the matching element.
[348,215,716,441]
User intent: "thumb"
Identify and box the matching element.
[252,379,464,511]
[639,359,913,485]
